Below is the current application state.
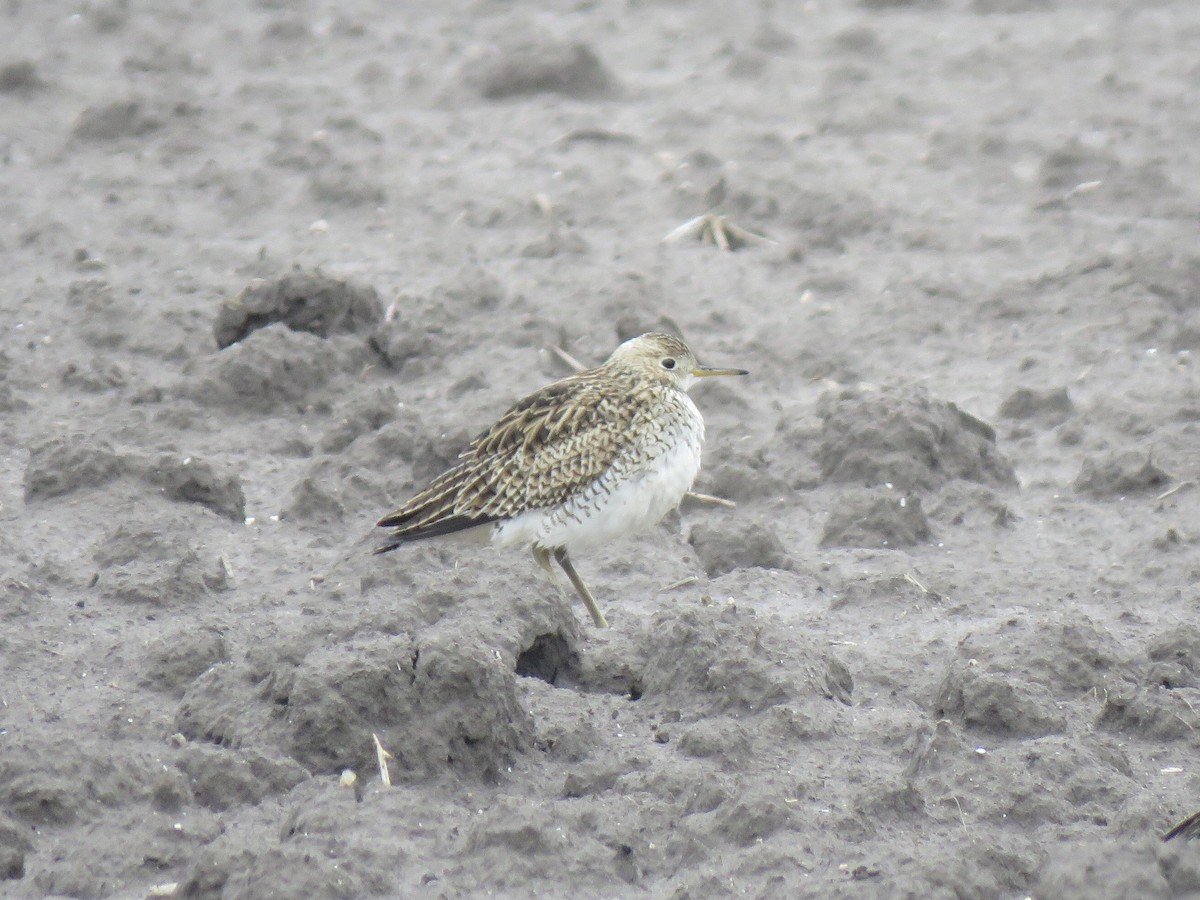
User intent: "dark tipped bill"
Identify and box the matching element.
[692,365,749,377]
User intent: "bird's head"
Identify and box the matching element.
[605,332,748,390]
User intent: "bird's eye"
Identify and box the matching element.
[661,358,677,370]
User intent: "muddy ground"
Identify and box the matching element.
[2,0,1200,897]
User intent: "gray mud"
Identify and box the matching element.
[2,1,1200,897]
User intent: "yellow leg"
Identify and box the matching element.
[532,545,569,604]
[533,545,555,576]
[554,548,609,628]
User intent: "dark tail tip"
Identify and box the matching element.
[1163,810,1200,842]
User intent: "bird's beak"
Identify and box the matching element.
[691,365,749,378]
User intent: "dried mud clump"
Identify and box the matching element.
[830,572,937,609]
[821,487,931,548]
[0,850,23,885]
[934,614,1126,737]
[973,615,1123,692]
[308,163,387,209]
[23,432,126,501]
[282,473,350,524]
[71,98,163,141]
[701,458,790,502]
[68,279,144,351]
[0,574,51,620]
[141,626,230,695]
[179,626,537,782]
[0,367,28,414]
[817,386,1016,491]
[317,385,399,453]
[688,518,792,576]
[92,522,230,605]
[282,630,533,779]
[465,40,616,99]
[0,813,30,880]
[1144,625,1200,689]
[59,358,127,393]
[183,324,350,413]
[935,663,1066,737]
[909,734,1137,836]
[1034,838,1172,899]
[1115,247,1200,314]
[182,844,366,900]
[140,453,245,521]
[632,606,852,715]
[998,386,1075,426]
[214,271,383,349]
[1097,687,1200,741]
[1074,450,1172,497]
[0,736,160,827]
[176,662,270,749]
[24,431,245,520]
[174,746,308,811]
[0,60,42,94]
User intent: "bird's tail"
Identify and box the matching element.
[375,463,498,550]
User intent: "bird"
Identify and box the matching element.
[374,332,748,628]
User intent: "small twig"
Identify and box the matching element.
[1072,318,1124,334]
[1156,481,1195,502]
[372,733,394,786]
[549,344,588,373]
[1177,693,1199,732]
[657,575,698,594]
[951,795,969,834]
[1034,179,1103,211]
[685,490,736,509]
[903,572,929,594]
[554,128,637,147]
[663,214,710,244]
[662,213,776,250]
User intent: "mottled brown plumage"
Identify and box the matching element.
[376,333,747,627]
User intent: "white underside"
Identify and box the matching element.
[491,415,704,555]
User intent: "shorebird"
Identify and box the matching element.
[375,333,747,628]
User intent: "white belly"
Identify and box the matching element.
[491,413,704,554]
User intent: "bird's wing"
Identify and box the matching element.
[376,369,638,547]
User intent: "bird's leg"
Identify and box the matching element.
[553,547,609,628]
[533,545,556,576]
[533,545,604,627]
[533,545,571,604]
